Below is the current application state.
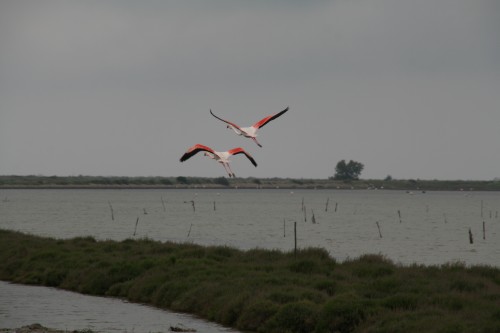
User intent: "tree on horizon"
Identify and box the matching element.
[332,160,364,180]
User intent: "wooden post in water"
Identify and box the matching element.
[161,196,166,212]
[398,210,402,223]
[214,201,216,211]
[304,205,307,222]
[376,221,382,238]
[468,228,474,244]
[133,217,139,236]
[325,198,329,212]
[335,202,338,212]
[187,223,193,238]
[311,209,316,224]
[294,222,297,258]
[108,201,114,221]
[483,221,486,240]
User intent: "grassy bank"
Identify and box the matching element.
[1,230,500,333]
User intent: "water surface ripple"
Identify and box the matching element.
[1,188,498,266]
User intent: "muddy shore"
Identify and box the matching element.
[0,324,195,333]
[0,324,83,333]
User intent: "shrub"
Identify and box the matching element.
[315,280,337,296]
[431,295,464,312]
[383,294,419,311]
[289,260,318,274]
[43,269,67,287]
[264,301,318,333]
[237,300,279,332]
[176,176,189,184]
[316,296,365,333]
[213,177,230,186]
[450,279,485,293]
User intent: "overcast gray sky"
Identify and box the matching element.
[1,0,499,180]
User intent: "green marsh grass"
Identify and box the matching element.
[1,229,500,333]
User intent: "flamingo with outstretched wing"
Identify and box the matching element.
[209,107,289,147]
[180,144,257,178]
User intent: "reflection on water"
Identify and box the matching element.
[0,188,499,266]
[0,281,239,333]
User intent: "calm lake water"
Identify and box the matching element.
[1,188,499,331]
[1,188,499,266]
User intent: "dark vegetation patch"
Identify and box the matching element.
[1,229,500,333]
[2,175,500,191]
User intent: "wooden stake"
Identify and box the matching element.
[214,201,216,211]
[133,217,139,236]
[311,209,316,224]
[483,221,486,240]
[376,221,382,238]
[304,205,307,222]
[468,228,474,244]
[183,200,196,212]
[294,222,297,257]
[335,202,338,212]
[108,201,114,221]
[187,223,193,238]
[325,198,329,212]
[161,196,166,212]
[398,210,402,223]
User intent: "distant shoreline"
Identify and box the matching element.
[1,175,500,191]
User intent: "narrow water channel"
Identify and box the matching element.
[0,281,240,333]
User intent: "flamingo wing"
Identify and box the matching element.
[209,110,243,131]
[228,147,258,167]
[252,107,289,129]
[180,144,214,162]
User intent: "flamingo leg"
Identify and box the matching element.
[252,137,263,148]
[226,163,236,178]
[221,163,233,178]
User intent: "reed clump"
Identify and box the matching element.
[1,229,500,333]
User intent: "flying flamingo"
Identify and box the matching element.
[209,107,289,147]
[179,144,257,178]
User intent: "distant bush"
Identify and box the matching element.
[176,176,189,184]
[213,177,230,186]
